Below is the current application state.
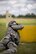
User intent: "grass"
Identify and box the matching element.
[0,18,36,42]
[0,18,36,25]
[0,23,6,40]
[16,43,36,54]
[0,18,36,54]
[0,43,36,54]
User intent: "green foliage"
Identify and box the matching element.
[12,15,16,18]
[0,15,6,18]
[0,13,36,18]
[17,13,36,18]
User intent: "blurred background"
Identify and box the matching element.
[0,0,36,54]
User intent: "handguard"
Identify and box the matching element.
[11,24,24,30]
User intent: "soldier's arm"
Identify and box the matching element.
[11,24,24,30]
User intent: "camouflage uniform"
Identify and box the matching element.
[0,21,24,54]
